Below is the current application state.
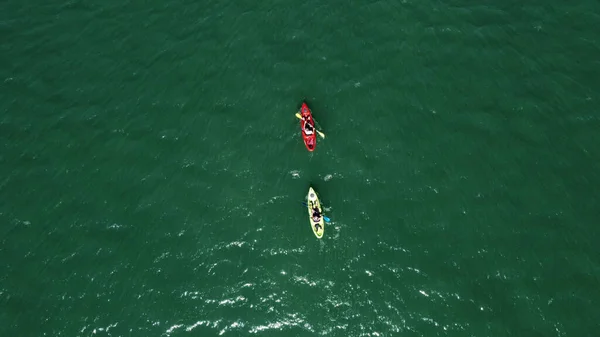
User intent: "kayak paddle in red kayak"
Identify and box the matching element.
[299,102,317,152]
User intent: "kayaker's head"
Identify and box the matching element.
[308,143,314,150]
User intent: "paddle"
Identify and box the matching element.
[301,202,331,223]
[295,113,325,139]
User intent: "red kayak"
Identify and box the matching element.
[299,102,317,152]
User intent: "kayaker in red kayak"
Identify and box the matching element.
[298,102,317,152]
[303,118,314,135]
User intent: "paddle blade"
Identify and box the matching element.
[295,113,302,119]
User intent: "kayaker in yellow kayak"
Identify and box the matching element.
[312,206,321,222]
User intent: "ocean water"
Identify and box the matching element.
[1,0,599,336]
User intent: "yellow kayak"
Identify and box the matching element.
[307,186,325,238]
